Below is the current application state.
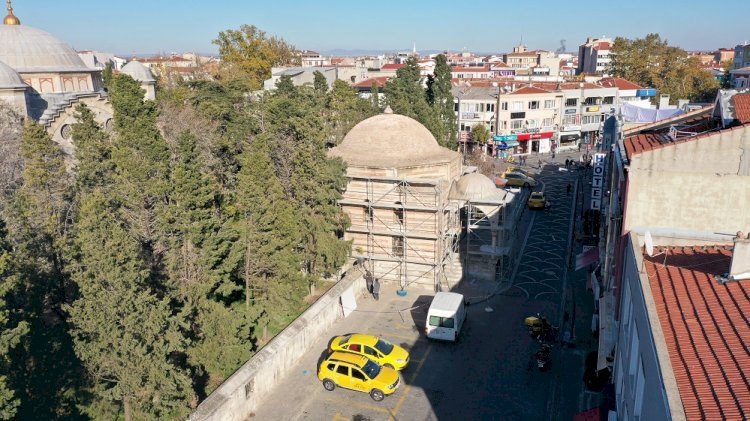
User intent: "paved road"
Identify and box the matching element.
[250,151,600,421]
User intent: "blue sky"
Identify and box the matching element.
[13,0,748,55]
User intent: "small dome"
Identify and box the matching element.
[329,112,458,167]
[449,172,505,203]
[0,25,90,72]
[120,60,155,82]
[0,60,25,89]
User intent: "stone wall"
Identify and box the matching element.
[188,266,367,421]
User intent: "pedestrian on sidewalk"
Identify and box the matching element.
[545,199,553,213]
[372,278,380,301]
[538,158,542,169]
[366,276,373,295]
[567,183,572,195]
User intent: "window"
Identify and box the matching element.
[429,315,455,328]
[486,102,495,112]
[565,98,578,107]
[348,344,361,352]
[526,119,539,129]
[511,101,523,111]
[583,115,602,124]
[563,115,577,125]
[603,96,614,105]
[394,209,404,225]
[351,369,366,381]
[511,119,524,129]
[544,99,556,109]
[634,359,645,419]
[543,118,555,127]
[528,100,539,109]
[364,346,379,357]
[501,101,508,111]
[392,237,404,256]
[336,365,349,375]
[629,324,640,394]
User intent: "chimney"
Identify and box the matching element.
[730,231,750,280]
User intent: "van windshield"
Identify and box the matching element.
[429,315,455,328]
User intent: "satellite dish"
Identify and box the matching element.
[645,230,654,257]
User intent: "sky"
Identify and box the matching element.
[12,0,749,56]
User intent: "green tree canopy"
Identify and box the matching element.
[608,34,719,102]
[213,25,298,90]
[426,54,458,149]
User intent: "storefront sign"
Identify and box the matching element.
[493,134,518,142]
[510,112,526,119]
[586,106,600,112]
[590,153,606,210]
[564,109,577,114]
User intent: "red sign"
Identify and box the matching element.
[460,132,471,141]
[515,131,554,141]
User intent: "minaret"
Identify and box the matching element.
[4,0,20,25]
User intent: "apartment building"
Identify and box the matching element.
[578,37,612,75]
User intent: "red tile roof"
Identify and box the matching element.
[508,86,552,95]
[732,93,750,124]
[643,246,750,421]
[597,77,643,90]
[594,42,611,50]
[381,64,404,70]
[353,76,390,88]
[623,133,667,158]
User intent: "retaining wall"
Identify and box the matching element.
[189,267,367,421]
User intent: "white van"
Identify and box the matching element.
[425,292,466,342]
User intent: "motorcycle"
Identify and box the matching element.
[524,313,558,342]
[536,342,552,371]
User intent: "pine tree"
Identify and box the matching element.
[0,220,29,420]
[67,192,193,421]
[426,54,458,149]
[71,104,113,191]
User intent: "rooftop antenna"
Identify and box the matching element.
[644,230,654,257]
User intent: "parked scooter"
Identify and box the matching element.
[525,313,558,342]
[535,342,552,371]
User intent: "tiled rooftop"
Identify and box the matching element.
[643,246,750,421]
[732,93,750,124]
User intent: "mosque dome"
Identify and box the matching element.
[0,60,25,88]
[329,110,459,168]
[120,60,155,83]
[449,172,505,203]
[0,24,91,73]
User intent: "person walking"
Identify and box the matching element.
[372,278,380,301]
[545,198,553,214]
[366,276,373,295]
[538,158,543,169]
[567,183,572,195]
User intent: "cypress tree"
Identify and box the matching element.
[71,104,113,191]
[426,54,458,150]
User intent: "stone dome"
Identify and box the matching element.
[329,112,459,167]
[0,60,25,88]
[0,25,91,73]
[120,60,155,82]
[449,172,505,203]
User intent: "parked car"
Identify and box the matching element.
[527,191,546,209]
[505,166,538,177]
[502,171,537,188]
[318,351,400,401]
[329,334,410,370]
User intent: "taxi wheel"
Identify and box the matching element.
[370,388,385,401]
[322,379,335,391]
[384,363,394,369]
[523,182,530,188]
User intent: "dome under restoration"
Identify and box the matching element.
[329,112,459,168]
[0,24,91,73]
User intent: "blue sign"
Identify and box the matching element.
[636,88,657,97]
[493,135,518,142]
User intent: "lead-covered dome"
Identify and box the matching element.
[120,60,155,82]
[0,25,90,72]
[0,60,25,88]
[330,111,458,167]
[449,172,505,203]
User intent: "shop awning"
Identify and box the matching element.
[495,140,520,149]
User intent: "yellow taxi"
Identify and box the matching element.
[506,166,538,177]
[330,334,410,370]
[527,191,546,209]
[502,171,537,188]
[318,351,401,401]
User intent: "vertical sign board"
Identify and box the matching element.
[590,153,606,210]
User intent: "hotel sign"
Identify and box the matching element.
[590,153,606,210]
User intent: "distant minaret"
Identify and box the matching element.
[412,42,416,56]
[4,0,21,25]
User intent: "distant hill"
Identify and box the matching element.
[320,48,444,57]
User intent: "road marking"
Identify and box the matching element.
[390,342,433,419]
[324,397,389,419]
[332,412,350,421]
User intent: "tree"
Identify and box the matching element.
[371,80,381,111]
[471,123,491,145]
[326,79,378,145]
[213,25,298,90]
[67,192,193,421]
[71,104,113,191]
[384,57,444,147]
[313,70,328,94]
[0,220,29,419]
[607,34,719,102]
[720,59,733,89]
[426,54,458,149]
